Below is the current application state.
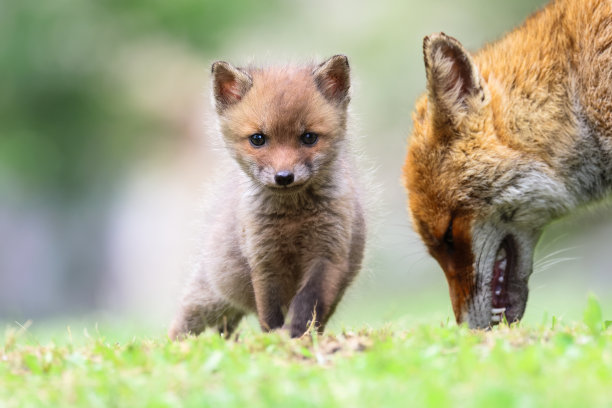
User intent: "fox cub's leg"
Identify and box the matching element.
[251,268,286,332]
[169,283,244,339]
[286,259,350,338]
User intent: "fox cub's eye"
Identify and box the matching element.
[443,218,453,248]
[300,132,318,145]
[249,133,266,147]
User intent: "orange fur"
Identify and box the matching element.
[404,0,612,328]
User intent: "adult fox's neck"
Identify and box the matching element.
[476,0,612,204]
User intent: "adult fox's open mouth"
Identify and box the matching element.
[490,235,522,326]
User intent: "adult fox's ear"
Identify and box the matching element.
[313,55,351,106]
[211,61,253,114]
[423,33,486,128]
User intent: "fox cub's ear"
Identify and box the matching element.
[313,55,351,106]
[423,33,486,125]
[211,61,253,113]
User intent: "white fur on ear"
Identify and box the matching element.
[211,61,253,113]
[423,33,485,123]
[313,55,351,105]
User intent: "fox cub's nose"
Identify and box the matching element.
[274,171,294,186]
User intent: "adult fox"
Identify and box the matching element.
[403,0,612,328]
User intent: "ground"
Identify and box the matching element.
[1,297,611,408]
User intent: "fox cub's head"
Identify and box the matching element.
[211,56,350,193]
[404,33,570,328]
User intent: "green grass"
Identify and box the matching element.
[1,297,611,408]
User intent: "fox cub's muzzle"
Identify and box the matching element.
[275,170,295,186]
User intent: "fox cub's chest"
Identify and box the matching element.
[243,208,342,257]
[263,213,328,251]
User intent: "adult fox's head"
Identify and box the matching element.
[403,33,573,328]
[211,56,350,194]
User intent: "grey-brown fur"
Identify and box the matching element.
[169,56,366,339]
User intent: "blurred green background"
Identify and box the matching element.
[1,0,611,335]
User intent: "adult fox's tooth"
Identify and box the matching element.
[491,307,506,314]
[496,247,507,261]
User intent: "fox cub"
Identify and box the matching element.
[404,0,612,328]
[170,55,366,339]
